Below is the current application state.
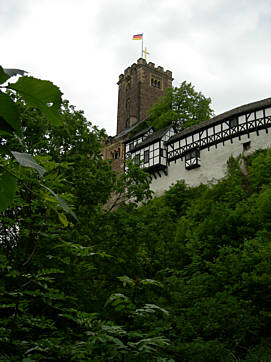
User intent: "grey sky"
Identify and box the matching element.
[1,0,271,135]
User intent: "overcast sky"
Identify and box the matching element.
[1,0,271,135]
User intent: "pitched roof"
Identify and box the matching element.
[131,126,172,152]
[167,97,271,144]
[112,115,151,140]
[124,126,153,143]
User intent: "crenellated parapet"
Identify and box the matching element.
[117,58,173,134]
[118,58,173,85]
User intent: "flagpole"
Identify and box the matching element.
[141,34,143,58]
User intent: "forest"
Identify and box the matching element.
[1,68,271,361]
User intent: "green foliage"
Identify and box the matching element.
[0,67,65,214]
[2,66,271,360]
[0,68,166,360]
[0,91,20,131]
[0,172,16,211]
[98,148,271,360]
[147,81,214,131]
[8,76,62,126]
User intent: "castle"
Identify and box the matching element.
[103,58,271,195]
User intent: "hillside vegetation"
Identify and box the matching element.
[1,70,271,360]
[98,149,271,361]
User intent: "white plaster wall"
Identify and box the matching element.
[150,128,271,195]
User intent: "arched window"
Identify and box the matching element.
[151,76,162,89]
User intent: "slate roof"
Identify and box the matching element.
[130,125,172,152]
[111,116,150,140]
[125,126,154,143]
[167,97,271,144]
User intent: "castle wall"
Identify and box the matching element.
[150,128,271,195]
[102,138,126,176]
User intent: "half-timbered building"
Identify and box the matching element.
[124,97,271,195]
[124,126,175,179]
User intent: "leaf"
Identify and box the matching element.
[135,304,169,317]
[117,275,136,287]
[0,172,17,212]
[0,129,13,137]
[0,91,20,131]
[0,116,14,135]
[42,185,78,221]
[3,68,28,77]
[140,278,163,288]
[8,76,63,126]
[105,293,129,307]
[58,212,69,227]
[0,66,10,84]
[11,151,46,177]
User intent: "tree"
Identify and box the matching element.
[147,81,214,132]
[0,67,169,360]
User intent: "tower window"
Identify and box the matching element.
[126,98,130,114]
[111,149,120,159]
[150,75,162,89]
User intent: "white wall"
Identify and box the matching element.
[150,128,271,195]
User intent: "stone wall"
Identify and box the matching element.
[117,58,173,134]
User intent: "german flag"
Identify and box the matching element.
[133,34,143,40]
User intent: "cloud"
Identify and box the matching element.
[1,0,271,135]
[0,0,26,30]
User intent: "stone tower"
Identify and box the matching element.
[116,58,173,134]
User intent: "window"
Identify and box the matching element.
[243,141,251,151]
[144,150,150,163]
[160,148,164,157]
[229,117,238,128]
[126,98,130,112]
[111,149,120,160]
[185,149,199,161]
[185,149,200,170]
[129,143,134,151]
[135,154,140,164]
[151,76,162,89]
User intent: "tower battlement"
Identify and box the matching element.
[118,58,173,84]
[117,58,173,134]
